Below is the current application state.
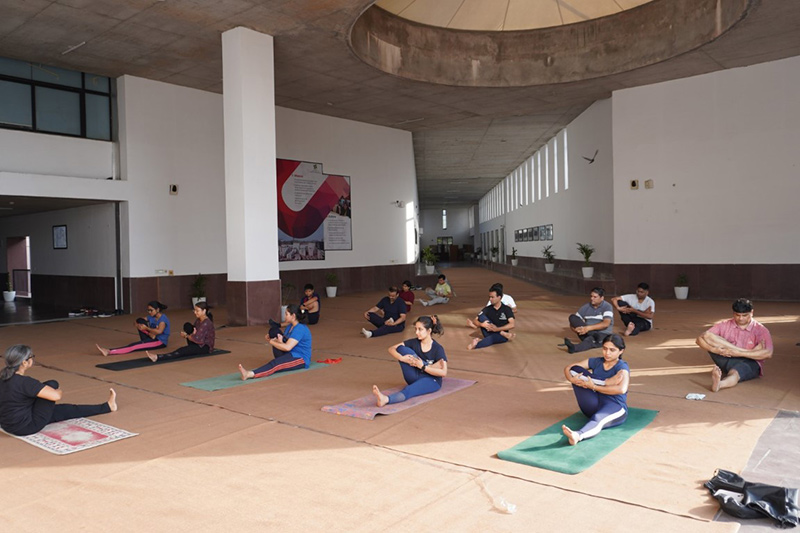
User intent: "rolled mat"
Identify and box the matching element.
[181,361,327,391]
[497,407,658,474]
[96,349,231,371]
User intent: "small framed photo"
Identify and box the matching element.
[547,224,553,241]
[515,230,520,242]
[53,225,68,249]
[533,227,539,241]
[522,228,529,241]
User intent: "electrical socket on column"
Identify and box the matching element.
[630,180,639,190]
[169,184,178,195]
[644,179,654,189]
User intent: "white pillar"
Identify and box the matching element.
[222,27,280,324]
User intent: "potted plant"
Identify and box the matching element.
[421,247,437,274]
[510,247,518,267]
[191,273,207,307]
[474,247,482,262]
[3,272,15,302]
[576,243,595,278]
[281,282,296,317]
[325,272,338,298]
[674,274,689,300]
[490,246,499,262]
[542,245,556,272]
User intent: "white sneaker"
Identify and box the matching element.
[420,300,428,306]
[361,328,372,338]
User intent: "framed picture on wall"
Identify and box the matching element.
[533,227,539,241]
[540,225,547,240]
[547,224,554,241]
[515,230,520,242]
[52,225,68,249]
[522,228,528,241]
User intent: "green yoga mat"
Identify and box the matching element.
[180,361,327,391]
[497,407,658,475]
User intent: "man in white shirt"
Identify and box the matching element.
[611,282,655,336]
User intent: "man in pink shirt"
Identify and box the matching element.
[696,298,773,392]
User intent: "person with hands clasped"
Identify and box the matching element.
[372,315,447,406]
[147,301,215,362]
[561,334,630,446]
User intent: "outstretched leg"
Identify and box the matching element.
[372,385,389,407]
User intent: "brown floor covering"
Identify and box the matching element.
[1,266,798,531]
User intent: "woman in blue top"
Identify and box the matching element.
[372,315,447,406]
[562,334,630,446]
[96,301,171,356]
[238,304,312,380]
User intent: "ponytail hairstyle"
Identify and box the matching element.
[147,300,167,312]
[194,300,213,322]
[602,334,626,357]
[286,303,308,323]
[2,344,32,381]
[416,315,444,336]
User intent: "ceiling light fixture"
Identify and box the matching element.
[62,41,87,55]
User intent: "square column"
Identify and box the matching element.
[222,27,280,325]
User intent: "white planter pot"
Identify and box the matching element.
[581,266,594,278]
[545,263,555,273]
[280,304,288,318]
[491,254,498,262]
[326,286,337,298]
[191,296,206,307]
[424,264,435,274]
[3,291,15,302]
[674,286,689,300]
[511,259,518,266]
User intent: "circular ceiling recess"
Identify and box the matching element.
[349,0,750,87]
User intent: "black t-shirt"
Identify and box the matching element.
[0,373,45,433]
[403,338,447,385]
[480,303,515,328]
[377,296,407,321]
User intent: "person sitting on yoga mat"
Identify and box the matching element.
[561,334,630,446]
[300,283,321,325]
[147,301,215,362]
[0,344,118,436]
[96,300,171,356]
[361,286,407,338]
[467,285,516,350]
[238,304,312,380]
[372,315,447,406]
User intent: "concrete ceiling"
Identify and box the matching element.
[1,1,799,210]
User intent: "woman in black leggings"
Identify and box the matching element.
[0,345,117,436]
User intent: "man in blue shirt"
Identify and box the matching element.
[362,286,407,338]
[563,287,614,353]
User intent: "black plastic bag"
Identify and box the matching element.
[705,469,800,528]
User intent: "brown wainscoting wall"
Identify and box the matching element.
[613,264,800,301]
[484,258,800,301]
[278,264,430,300]
[124,273,228,314]
[31,274,116,310]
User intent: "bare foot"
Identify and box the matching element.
[562,424,579,446]
[107,388,118,412]
[624,322,636,337]
[711,365,722,392]
[466,318,478,329]
[467,338,480,350]
[372,385,389,407]
[96,344,109,357]
[500,331,516,341]
[238,364,254,381]
[146,351,157,363]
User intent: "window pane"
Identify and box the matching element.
[85,73,110,93]
[32,63,82,88]
[0,80,32,128]
[35,87,80,135]
[0,57,32,79]
[85,93,110,140]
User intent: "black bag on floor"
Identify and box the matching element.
[705,469,800,528]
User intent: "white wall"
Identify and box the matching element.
[275,106,418,269]
[0,129,114,180]
[482,99,615,263]
[0,203,116,277]
[419,206,471,248]
[613,55,800,264]
[118,76,228,278]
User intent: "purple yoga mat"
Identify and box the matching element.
[322,378,477,420]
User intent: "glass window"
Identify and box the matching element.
[0,57,32,79]
[84,73,110,93]
[35,87,81,135]
[85,93,111,140]
[0,80,32,128]
[32,63,82,88]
